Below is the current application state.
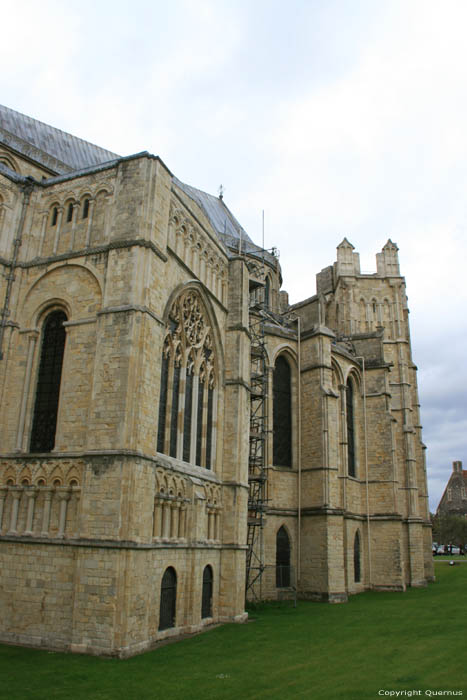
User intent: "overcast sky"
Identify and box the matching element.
[2,0,466,511]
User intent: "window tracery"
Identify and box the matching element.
[157,290,217,469]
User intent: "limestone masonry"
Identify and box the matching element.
[0,104,433,657]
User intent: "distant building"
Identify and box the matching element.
[436,461,467,517]
[0,104,433,657]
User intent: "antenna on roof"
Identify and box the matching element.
[218,184,224,200]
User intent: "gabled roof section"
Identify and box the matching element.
[174,177,253,245]
[0,104,120,175]
[173,177,276,264]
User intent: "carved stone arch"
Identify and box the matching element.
[331,358,344,391]
[19,467,32,485]
[34,470,47,486]
[50,466,64,486]
[270,344,297,369]
[22,263,103,326]
[65,466,81,487]
[4,468,16,486]
[345,367,362,393]
[0,152,20,173]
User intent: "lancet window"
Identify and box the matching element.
[346,377,356,477]
[354,530,361,583]
[157,290,217,470]
[273,355,292,467]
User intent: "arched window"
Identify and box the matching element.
[66,203,73,223]
[276,526,291,587]
[159,567,177,630]
[157,290,217,469]
[346,378,356,477]
[30,310,67,453]
[201,565,213,618]
[51,207,58,227]
[82,198,90,219]
[273,356,292,467]
[354,531,361,583]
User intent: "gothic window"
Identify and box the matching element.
[273,355,292,467]
[201,565,213,619]
[354,531,361,583]
[346,378,356,477]
[30,310,67,453]
[276,526,291,588]
[156,289,217,469]
[159,567,177,631]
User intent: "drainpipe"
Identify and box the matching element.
[0,179,34,360]
[297,315,302,588]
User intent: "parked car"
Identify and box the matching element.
[437,545,447,554]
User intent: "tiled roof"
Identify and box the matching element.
[0,104,119,174]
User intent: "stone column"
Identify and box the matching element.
[16,331,39,451]
[57,488,71,537]
[52,206,63,254]
[69,202,79,250]
[178,502,187,538]
[8,488,22,534]
[38,210,48,256]
[170,500,178,539]
[85,198,95,247]
[153,497,161,538]
[24,488,38,534]
[0,487,7,531]
[41,488,53,536]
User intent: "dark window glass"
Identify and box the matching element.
[169,363,181,458]
[205,386,214,469]
[82,198,90,219]
[51,207,58,226]
[30,310,67,453]
[66,203,73,222]
[354,531,361,583]
[201,565,213,618]
[347,379,356,477]
[196,378,204,466]
[183,369,193,462]
[159,567,177,630]
[264,277,270,309]
[276,526,291,587]
[273,356,292,467]
[157,351,169,453]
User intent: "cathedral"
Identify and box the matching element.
[0,104,433,657]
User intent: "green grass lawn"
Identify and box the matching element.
[2,562,466,700]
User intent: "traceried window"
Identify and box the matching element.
[157,289,217,469]
[273,355,292,467]
[346,377,356,477]
[30,310,67,453]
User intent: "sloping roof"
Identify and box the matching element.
[174,178,253,245]
[0,104,119,174]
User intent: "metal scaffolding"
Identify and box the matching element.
[245,273,269,599]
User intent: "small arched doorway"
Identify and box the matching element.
[201,565,213,618]
[159,567,177,630]
[276,526,291,588]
